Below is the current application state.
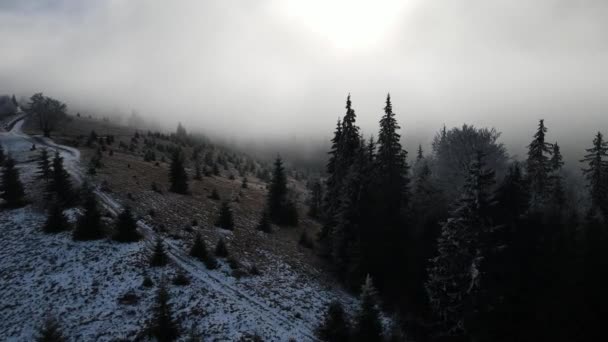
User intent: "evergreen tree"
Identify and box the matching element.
[266,156,298,226]
[493,162,529,223]
[256,210,272,233]
[215,237,229,258]
[549,142,566,212]
[416,144,424,162]
[72,189,104,240]
[581,132,608,214]
[43,203,69,233]
[35,316,66,342]
[150,236,168,267]
[193,159,203,181]
[215,201,235,230]
[47,152,73,205]
[526,119,553,208]
[169,149,188,194]
[321,118,343,231]
[0,156,26,207]
[36,149,52,182]
[241,177,248,189]
[316,300,350,342]
[112,207,141,242]
[190,233,217,269]
[308,179,323,219]
[150,282,179,342]
[426,152,495,338]
[353,275,383,342]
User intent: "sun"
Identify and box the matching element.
[276,0,414,52]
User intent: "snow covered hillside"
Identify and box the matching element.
[0,116,357,341]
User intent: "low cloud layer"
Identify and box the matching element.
[1,0,607,160]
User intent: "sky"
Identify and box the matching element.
[1,0,607,160]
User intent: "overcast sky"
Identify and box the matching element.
[1,0,607,159]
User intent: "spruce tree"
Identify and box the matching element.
[72,189,104,240]
[256,210,272,233]
[549,142,566,212]
[266,156,298,226]
[493,162,529,223]
[112,207,141,242]
[215,201,235,230]
[0,156,26,207]
[43,203,69,233]
[353,275,383,342]
[190,233,217,269]
[35,316,66,342]
[426,152,495,338]
[215,237,229,258]
[316,301,350,342]
[169,149,188,194]
[36,149,51,182]
[150,282,179,342]
[47,152,73,205]
[321,118,343,231]
[416,144,424,162]
[581,132,608,214]
[526,119,553,208]
[308,180,323,219]
[150,236,169,267]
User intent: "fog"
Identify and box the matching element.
[1,0,607,162]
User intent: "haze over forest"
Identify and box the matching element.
[1,0,608,162]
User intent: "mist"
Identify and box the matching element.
[1,0,607,162]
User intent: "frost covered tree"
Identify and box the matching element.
[0,156,26,207]
[426,151,495,338]
[72,189,104,240]
[150,282,179,342]
[581,132,608,214]
[526,119,553,208]
[150,236,169,267]
[169,149,188,194]
[112,207,141,242]
[316,300,350,342]
[35,316,66,342]
[215,201,234,230]
[190,233,217,269]
[43,203,69,233]
[352,275,383,342]
[36,148,51,182]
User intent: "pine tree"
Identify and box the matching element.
[322,118,343,228]
[256,210,272,233]
[0,156,26,207]
[47,152,73,205]
[417,144,424,162]
[43,203,69,233]
[493,162,529,223]
[35,316,66,342]
[72,189,104,240]
[526,119,553,208]
[112,207,141,242]
[190,232,217,269]
[150,236,168,267]
[266,156,298,226]
[549,142,566,212]
[426,152,495,337]
[169,149,188,194]
[215,237,229,258]
[308,179,323,219]
[375,94,410,221]
[215,201,235,230]
[581,132,608,214]
[36,149,51,182]
[353,275,383,342]
[316,300,350,342]
[150,282,179,342]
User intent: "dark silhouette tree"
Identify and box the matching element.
[112,207,141,242]
[190,233,217,269]
[150,282,179,342]
[43,203,69,233]
[256,210,272,233]
[526,119,553,208]
[266,156,298,226]
[28,93,67,137]
[47,152,73,205]
[36,149,51,182]
[215,237,229,258]
[215,201,235,230]
[72,189,104,240]
[169,149,188,194]
[316,300,350,342]
[308,179,323,219]
[0,156,26,207]
[581,132,608,214]
[150,236,169,267]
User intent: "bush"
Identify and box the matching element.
[215,238,229,258]
[172,271,190,286]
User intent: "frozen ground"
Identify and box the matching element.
[0,116,357,341]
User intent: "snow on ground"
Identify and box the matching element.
[0,117,357,341]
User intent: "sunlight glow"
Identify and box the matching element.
[278,0,414,52]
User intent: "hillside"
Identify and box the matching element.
[0,114,357,341]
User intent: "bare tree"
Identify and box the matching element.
[28,93,67,137]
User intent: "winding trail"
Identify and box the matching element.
[1,116,321,340]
